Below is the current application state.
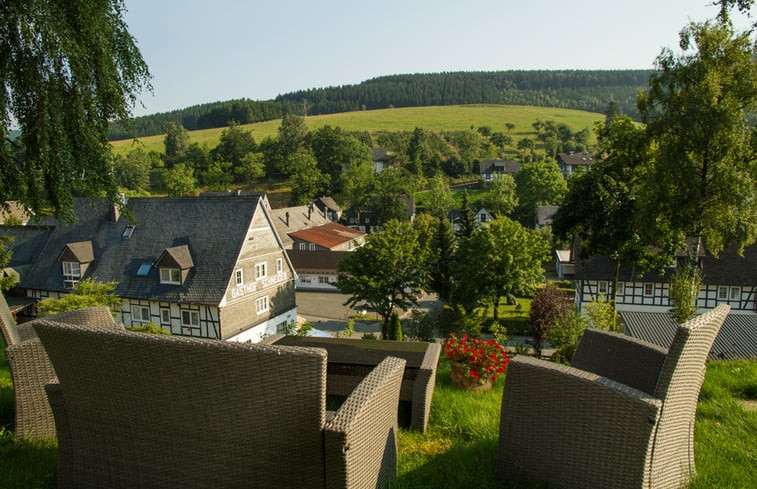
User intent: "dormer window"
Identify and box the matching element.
[155,245,194,286]
[57,241,94,288]
[160,268,181,284]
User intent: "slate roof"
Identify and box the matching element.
[287,250,346,273]
[371,148,392,161]
[288,222,365,250]
[574,243,757,285]
[620,311,757,360]
[270,205,331,248]
[536,205,559,226]
[8,196,266,306]
[479,159,521,175]
[314,196,341,213]
[557,152,595,167]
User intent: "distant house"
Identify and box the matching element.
[474,208,494,226]
[619,311,756,360]
[1,195,298,342]
[448,208,494,233]
[270,204,331,249]
[557,152,594,178]
[572,243,757,315]
[479,159,521,182]
[344,195,415,233]
[371,148,394,174]
[288,222,366,252]
[536,205,559,229]
[312,196,342,222]
[288,250,346,291]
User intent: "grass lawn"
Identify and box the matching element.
[1,335,754,488]
[110,104,603,156]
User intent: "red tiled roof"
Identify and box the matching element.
[288,222,365,249]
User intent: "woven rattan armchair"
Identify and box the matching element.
[497,304,730,489]
[34,319,406,489]
[0,294,118,439]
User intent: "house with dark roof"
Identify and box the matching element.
[572,243,757,315]
[556,152,594,178]
[312,196,342,222]
[479,160,521,182]
[1,195,297,342]
[619,311,756,360]
[287,250,347,291]
[270,203,331,249]
[536,205,559,229]
[371,148,394,174]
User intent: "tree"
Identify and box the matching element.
[36,279,120,317]
[212,121,256,169]
[0,0,151,220]
[277,113,309,158]
[638,19,756,259]
[163,122,189,167]
[336,220,427,338]
[483,174,518,217]
[426,216,456,303]
[337,160,376,210]
[669,264,703,323]
[113,148,151,191]
[454,217,549,323]
[552,116,654,308]
[309,125,371,194]
[370,167,417,225]
[236,152,266,188]
[288,151,329,205]
[528,284,574,358]
[387,309,403,341]
[163,163,199,197]
[515,160,567,220]
[458,192,476,238]
[424,175,455,219]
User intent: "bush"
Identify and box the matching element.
[405,309,436,342]
[528,284,573,358]
[546,309,586,364]
[387,309,403,341]
[127,322,170,335]
[584,296,620,332]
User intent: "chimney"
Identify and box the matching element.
[285,211,290,227]
[308,204,312,220]
[111,192,126,222]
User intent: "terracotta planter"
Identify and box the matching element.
[449,361,492,391]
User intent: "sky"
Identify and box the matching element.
[122,0,753,117]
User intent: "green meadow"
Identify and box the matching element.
[110,104,604,155]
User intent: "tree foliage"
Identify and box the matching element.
[528,284,574,358]
[36,279,120,317]
[336,220,426,337]
[163,163,199,197]
[1,0,151,219]
[514,160,567,219]
[669,264,703,324]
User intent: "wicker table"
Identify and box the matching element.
[265,336,440,432]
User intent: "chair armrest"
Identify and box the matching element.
[324,356,406,489]
[5,338,58,438]
[410,342,440,433]
[16,322,38,342]
[498,356,661,488]
[571,328,668,394]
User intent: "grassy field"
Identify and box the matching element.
[1,333,754,488]
[110,104,604,156]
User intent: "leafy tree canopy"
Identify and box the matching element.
[1,0,151,219]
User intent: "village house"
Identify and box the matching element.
[270,203,331,250]
[287,250,346,291]
[288,222,366,252]
[312,196,342,222]
[371,148,394,174]
[1,195,297,342]
[556,152,594,178]
[479,159,521,182]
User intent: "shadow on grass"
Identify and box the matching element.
[0,433,57,489]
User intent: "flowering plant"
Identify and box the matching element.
[442,332,510,384]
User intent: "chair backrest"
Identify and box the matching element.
[35,320,329,489]
[650,304,730,486]
[0,293,21,346]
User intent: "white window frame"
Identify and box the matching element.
[308,243,316,251]
[319,276,330,284]
[299,242,306,250]
[254,262,267,280]
[181,309,200,327]
[276,258,283,274]
[160,267,181,285]
[132,305,150,323]
[643,283,654,297]
[235,268,244,287]
[160,308,171,325]
[718,286,729,300]
[62,261,81,287]
[256,296,269,314]
[729,286,741,301]
[615,282,625,296]
[598,281,608,295]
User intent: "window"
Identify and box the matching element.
[319,276,330,284]
[254,262,267,280]
[643,283,654,297]
[160,268,181,284]
[300,277,312,284]
[276,258,283,274]
[62,261,81,287]
[718,286,729,300]
[132,305,150,323]
[137,263,152,277]
[256,296,269,314]
[160,308,171,325]
[308,243,316,251]
[598,281,608,295]
[181,310,199,327]
[299,242,306,250]
[730,287,741,301]
[235,268,244,286]
[616,282,625,296]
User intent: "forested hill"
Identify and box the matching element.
[109,70,651,140]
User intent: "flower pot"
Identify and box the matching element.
[449,361,492,391]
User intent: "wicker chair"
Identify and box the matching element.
[34,319,406,489]
[497,304,730,489]
[0,294,118,439]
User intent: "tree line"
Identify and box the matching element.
[108,70,651,140]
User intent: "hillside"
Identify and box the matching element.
[111,104,604,155]
[109,70,649,140]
